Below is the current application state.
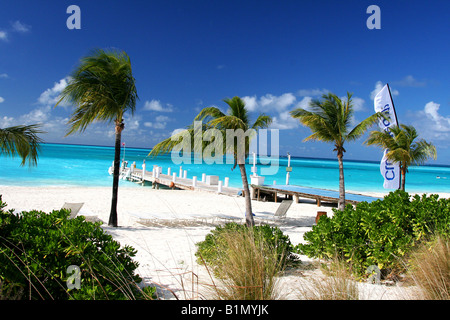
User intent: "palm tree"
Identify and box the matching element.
[0,124,44,166]
[365,124,437,191]
[149,96,271,227]
[57,49,138,227]
[290,92,382,210]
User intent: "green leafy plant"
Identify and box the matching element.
[195,222,294,276]
[296,190,450,278]
[0,197,156,300]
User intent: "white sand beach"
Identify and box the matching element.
[1,185,448,300]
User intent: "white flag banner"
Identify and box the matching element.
[380,149,400,189]
[374,84,400,189]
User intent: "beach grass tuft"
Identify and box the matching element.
[198,225,288,300]
[297,257,359,300]
[407,235,450,300]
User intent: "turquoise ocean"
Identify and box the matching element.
[0,143,449,193]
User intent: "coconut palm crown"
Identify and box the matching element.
[290,92,382,210]
[56,49,138,227]
[365,124,437,190]
[149,96,271,227]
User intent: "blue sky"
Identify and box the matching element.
[1,0,449,164]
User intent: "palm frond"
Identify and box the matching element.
[291,108,337,142]
[365,130,393,149]
[410,139,437,165]
[366,124,437,168]
[194,106,226,122]
[224,97,250,125]
[251,114,272,129]
[347,112,383,142]
[150,96,272,165]
[209,116,247,131]
[0,124,45,166]
[57,48,138,136]
[148,129,194,157]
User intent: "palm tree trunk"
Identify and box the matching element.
[337,154,345,211]
[400,165,407,191]
[239,163,254,227]
[108,121,123,227]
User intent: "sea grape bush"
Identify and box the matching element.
[296,190,450,277]
[0,197,155,300]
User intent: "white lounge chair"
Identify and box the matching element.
[62,202,84,219]
[255,199,292,223]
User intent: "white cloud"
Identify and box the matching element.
[297,88,329,97]
[270,110,299,130]
[155,115,170,122]
[38,77,71,107]
[144,121,166,129]
[260,93,296,112]
[143,99,174,112]
[144,100,162,111]
[0,97,4,103]
[294,96,313,111]
[242,93,296,113]
[412,101,450,143]
[21,106,52,124]
[0,116,15,128]
[144,114,172,130]
[122,114,141,132]
[370,81,399,100]
[242,95,258,111]
[11,20,31,33]
[1,77,71,130]
[423,101,450,133]
[352,96,366,112]
[393,75,426,87]
[0,73,8,79]
[0,31,7,41]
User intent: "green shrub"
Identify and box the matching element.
[195,222,294,276]
[296,190,450,278]
[0,197,156,300]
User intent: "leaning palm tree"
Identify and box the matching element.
[149,96,271,227]
[290,92,382,210]
[365,124,437,191]
[0,124,44,166]
[56,49,138,227]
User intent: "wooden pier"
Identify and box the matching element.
[118,165,242,197]
[251,184,381,206]
[112,161,381,206]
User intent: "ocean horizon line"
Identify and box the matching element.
[40,142,450,168]
[1,143,448,193]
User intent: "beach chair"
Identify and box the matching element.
[62,202,84,219]
[274,199,293,219]
[256,199,293,223]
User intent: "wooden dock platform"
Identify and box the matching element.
[251,184,381,206]
[122,167,242,196]
[112,162,381,206]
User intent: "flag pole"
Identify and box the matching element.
[386,83,399,124]
[386,83,401,189]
